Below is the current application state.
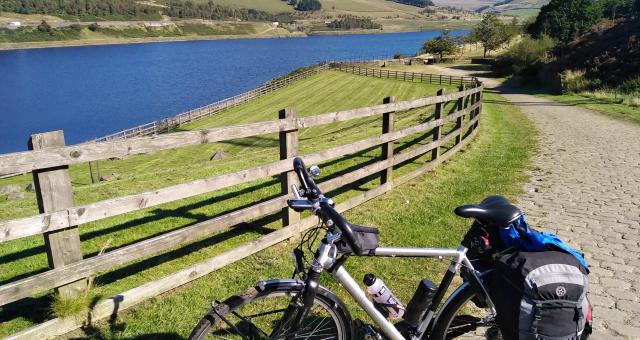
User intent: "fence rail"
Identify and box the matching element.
[330,63,478,86]
[0,73,483,340]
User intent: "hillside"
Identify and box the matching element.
[545,17,640,87]
[0,0,482,48]
[486,0,549,17]
[433,0,548,17]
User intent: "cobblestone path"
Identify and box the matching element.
[433,65,640,339]
[510,92,640,339]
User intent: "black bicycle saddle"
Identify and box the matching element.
[454,195,522,226]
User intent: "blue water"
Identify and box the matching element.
[0,30,467,153]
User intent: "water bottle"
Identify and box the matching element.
[363,273,405,320]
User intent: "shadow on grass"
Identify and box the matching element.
[447,64,494,79]
[0,179,280,267]
[94,212,277,287]
[0,294,53,326]
[0,213,279,332]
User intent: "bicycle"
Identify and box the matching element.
[189,157,518,340]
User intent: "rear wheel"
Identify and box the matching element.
[430,284,500,340]
[189,281,353,340]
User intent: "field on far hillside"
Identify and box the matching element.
[203,0,425,17]
[433,0,547,17]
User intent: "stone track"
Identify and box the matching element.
[434,65,640,339]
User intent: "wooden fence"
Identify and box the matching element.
[330,63,478,86]
[0,80,483,340]
[89,63,477,144]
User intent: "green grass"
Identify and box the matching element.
[60,88,536,339]
[199,0,420,17]
[540,93,640,125]
[0,71,462,337]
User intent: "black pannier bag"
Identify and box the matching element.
[490,251,590,340]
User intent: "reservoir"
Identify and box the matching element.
[0,30,467,153]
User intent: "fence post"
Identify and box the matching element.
[381,96,395,184]
[475,83,483,129]
[279,107,300,227]
[432,89,445,161]
[455,84,465,145]
[469,86,477,133]
[29,131,86,299]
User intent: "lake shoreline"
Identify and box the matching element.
[0,31,308,51]
[0,26,471,51]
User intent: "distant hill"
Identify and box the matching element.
[432,0,548,17]
[212,0,435,17]
[478,0,549,17]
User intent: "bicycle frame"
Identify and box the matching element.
[309,238,495,340]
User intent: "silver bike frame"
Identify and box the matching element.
[318,242,478,340]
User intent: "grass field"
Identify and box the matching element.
[203,0,422,17]
[61,85,536,339]
[0,70,464,337]
[540,93,640,125]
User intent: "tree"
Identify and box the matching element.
[471,13,512,58]
[389,0,434,8]
[602,0,627,18]
[37,20,51,33]
[422,31,458,59]
[295,0,321,11]
[527,0,603,43]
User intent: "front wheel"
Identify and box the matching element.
[430,283,500,340]
[189,279,353,340]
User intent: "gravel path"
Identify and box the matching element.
[434,66,640,339]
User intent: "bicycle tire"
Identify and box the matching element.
[189,279,353,340]
[430,283,499,340]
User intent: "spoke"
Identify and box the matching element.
[243,309,288,319]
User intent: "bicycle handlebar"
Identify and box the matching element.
[291,157,365,255]
[293,157,321,199]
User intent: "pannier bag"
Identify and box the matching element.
[490,251,591,340]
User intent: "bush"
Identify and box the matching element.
[37,20,51,33]
[619,76,640,94]
[393,53,405,59]
[494,35,555,76]
[560,69,602,94]
[88,23,99,31]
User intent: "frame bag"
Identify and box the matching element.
[491,251,590,340]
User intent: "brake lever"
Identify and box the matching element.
[291,184,302,199]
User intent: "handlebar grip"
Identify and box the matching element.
[321,203,365,255]
[293,157,321,199]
